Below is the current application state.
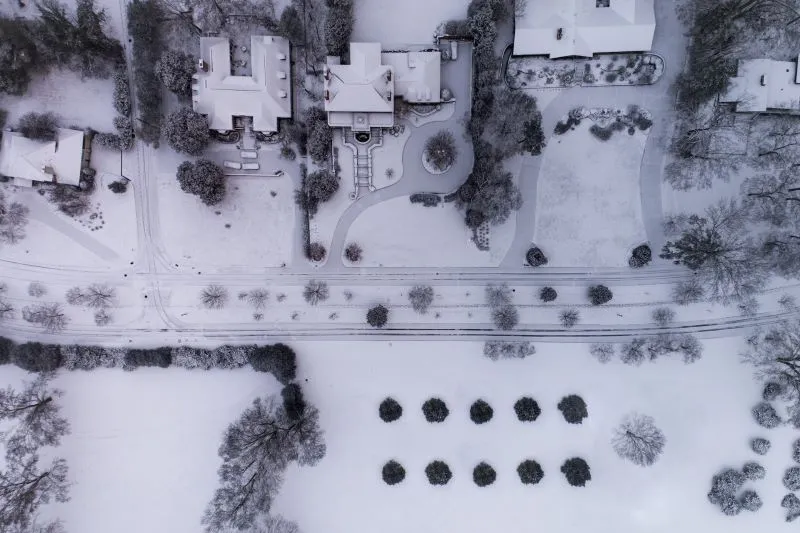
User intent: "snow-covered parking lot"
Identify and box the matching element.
[533,121,648,267]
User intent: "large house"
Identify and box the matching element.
[323,42,442,131]
[0,128,86,187]
[513,0,656,58]
[192,36,292,134]
[719,57,800,114]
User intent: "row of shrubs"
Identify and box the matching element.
[379,395,587,424]
[0,337,298,384]
[526,244,652,269]
[382,458,590,487]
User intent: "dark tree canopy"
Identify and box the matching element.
[0,17,39,95]
[424,130,457,172]
[324,0,354,57]
[155,50,195,96]
[163,107,210,155]
[558,395,588,424]
[517,459,544,485]
[422,398,449,423]
[456,140,522,228]
[176,159,226,206]
[249,343,297,385]
[561,457,591,487]
[366,304,389,328]
[16,112,58,141]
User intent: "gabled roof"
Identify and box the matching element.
[514,0,655,58]
[0,128,84,186]
[325,43,394,113]
[193,36,292,133]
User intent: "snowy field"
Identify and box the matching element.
[345,196,514,267]
[3,338,794,533]
[534,123,648,267]
[351,0,468,43]
[0,69,116,133]
[156,172,295,269]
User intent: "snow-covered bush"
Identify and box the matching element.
[526,246,548,267]
[652,307,676,327]
[379,398,402,423]
[306,242,327,262]
[672,278,704,305]
[742,461,766,481]
[422,398,449,423]
[718,493,743,516]
[177,159,226,206]
[588,284,613,305]
[793,439,800,464]
[344,242,362,263]
[483,341,535,361]
[93,309,112,326]
[708,468,745,505]
[123,347,171,370]
[424,130,457,172]
[558,395,588,424]
[382,460,406,485]
[561,458,591,487]
[751,437,771,455]
[249,344,297,384]
[629,244,652,268]
[590,343,615,363]
[784,467,800,490]
[514,397,541,422]
[62,344,123,370]
[539,286,557,302]
[171,346,216,370]
[408,285,434,314]
[783,493,800,511]
[112,69,131,116]
[425,461,452,486]
[470,399,493,424]
[560,308,580,328]
[17,112,58,141]
[298,169,339,216]
[752,402,781,428]
[162,107,209,155]
[763,381,783,401]
[472,462,496,487]
[620,338,646,366]
[28,282,46,297]
[154,50,195,96]
[739,490,762,512]
[10,342,62,372]
[517,459,544,485]
[611,413,666,466]
[492,305,518,330]
[366,305,389,328]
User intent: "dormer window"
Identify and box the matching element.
[597,0,610,6]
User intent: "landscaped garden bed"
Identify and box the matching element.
[506,53,664,89]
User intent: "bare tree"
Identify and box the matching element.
[589,343,615,363]
[246,289,269,310]
[0,193,30,246]
[84,283,116,308]
[560,309,579,328]
[0,297,14,320]
[0,454,69,532]
[201,285,228,309]
[22,303,68,333]
[0,374,70,459]
[408,285,434,314]
[652,307,676,327]
[751,116,800,167]
[612,413,666,466]
[303,280,329,306]
[202,395,326,532]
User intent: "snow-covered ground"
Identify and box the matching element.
[534,122,648,267]
[156,172,295,269]
[6,338,793,533]
[345,196,514,267]
[351,0,467,43]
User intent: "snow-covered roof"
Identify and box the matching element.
[193,36,292,133]
[325,43,394,114]
[513,0,655,58]
[381,50,441,103]
[720,58,800,113]
[0,128,84,187]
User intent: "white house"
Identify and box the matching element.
[0,128,85,187]
[323,43,442,131]
[719,57,800,114]
[193,36,292,134]
[513,0,656,58]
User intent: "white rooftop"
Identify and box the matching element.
[513,0,655,58]
[720,58,800,113]
[0,128,84,187]
[381,50,441,103]
[193,36,292,133]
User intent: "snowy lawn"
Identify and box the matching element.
[371,128,410,190]
[351,0,467,43]
[273,338,790,533]
[156,171,295,268]
[345,196,514,267]
[534,122,648,267]
[0,69,116,133]
[311,131,354,262]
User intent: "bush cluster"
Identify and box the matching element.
[248,343,297,384]
[470,399,494,424]
[558,395,588,424]
[708,468,747,515]
[785,467,800,491]
[379,398,402,423]
[410,193,442,207]
[752,402,781,428]
[742,462,765,481]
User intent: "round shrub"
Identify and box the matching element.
[763,381,783,401]
[561,457,591,487]
[719,493,743,516]
[424,130,457,172]
[752,402,781,428]
[344,242,363,263]
[539,286,557,302]
[470,399,494,424]
[366,305,389,328]
[783,493,800,511]
[382,460,406,485]
[751,437,771,455]
[629,244,652,268]
[739,490,762,512]
[785,467,800,490]
[306,242,326,262]
[558,394,588,424]
[379,398,402,423]
[742,462,765,481]
[422,398,449,423]
[588,285,613,305]
[514,397,541,422]
[526,246,548,267]
[425,460,452,485]
[472,462,497,487]
[793,439,800,464]
[517,459,544,485]
[708,468,746,504]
